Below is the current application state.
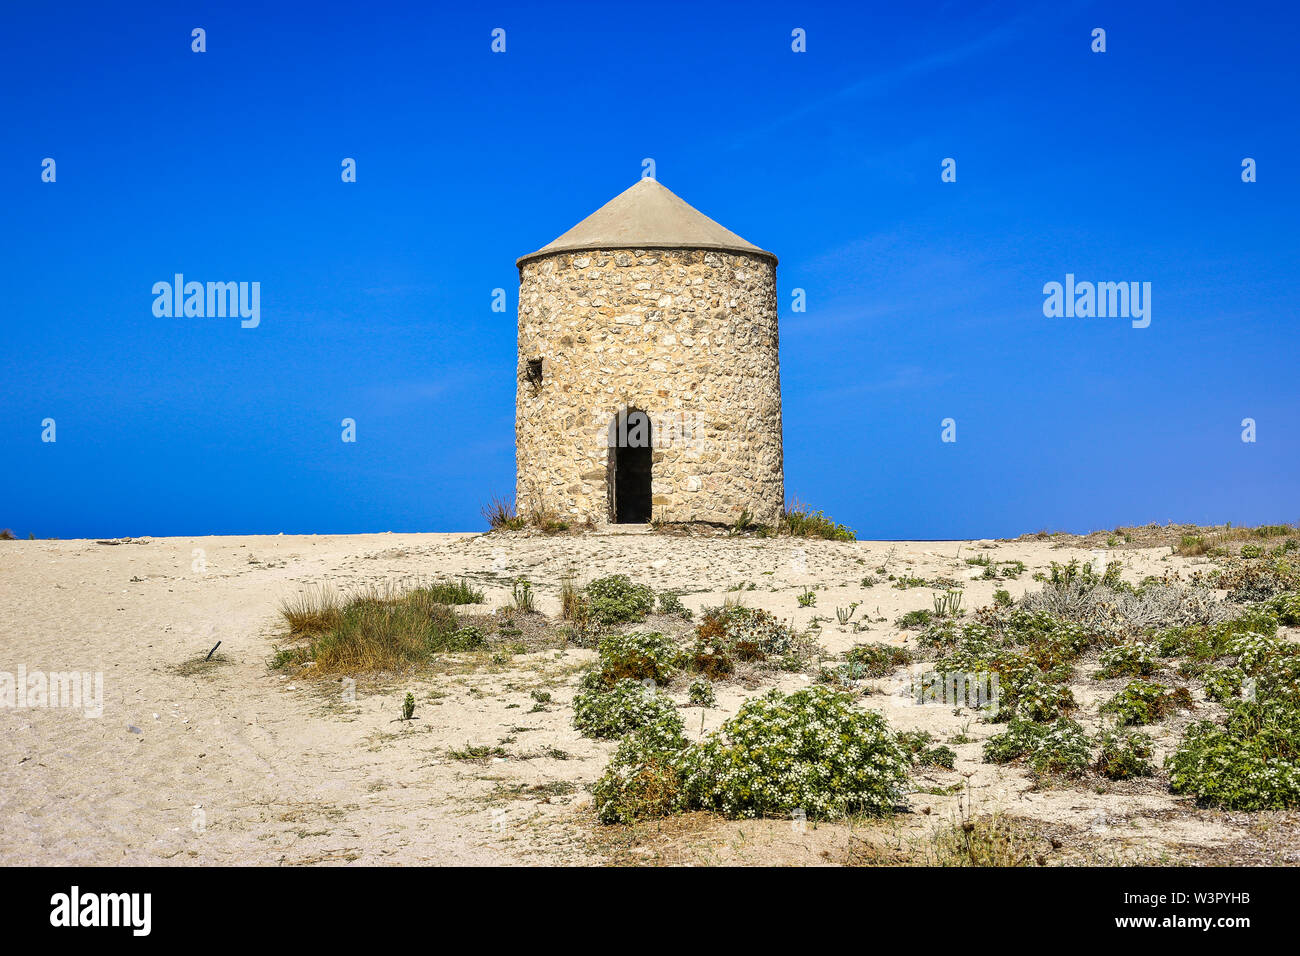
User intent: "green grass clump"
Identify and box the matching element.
[419,578,485,605]
[584,575,655,625]
[779,500,856,541]
[279,585,343,636]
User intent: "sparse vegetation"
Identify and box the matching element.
[482,495,526,531]
[573,678,682,740]
[1100,680,1193,726]
[1094,728,1155,780]
[585,575,655,625]
[274,584,483,674]
[593,686,909,824]
[779,499,856,541]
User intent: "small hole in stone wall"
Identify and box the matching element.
[525,358,543,385]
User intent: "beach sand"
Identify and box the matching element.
[2,529,1296,866]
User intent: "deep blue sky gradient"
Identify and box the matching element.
[2,1,1297,539]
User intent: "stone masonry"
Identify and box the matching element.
[516,246,783,526]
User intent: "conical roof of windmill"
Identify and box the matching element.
[517,178,776,266]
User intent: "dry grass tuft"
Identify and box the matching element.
[482,494,525,531]
[849,813,1049,867]
[275,584,479,675]
[280,585,343,636]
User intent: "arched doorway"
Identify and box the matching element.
[608,409,652,523]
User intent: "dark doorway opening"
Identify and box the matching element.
[610,409,653,523]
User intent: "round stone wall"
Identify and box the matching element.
[515,247,783,526]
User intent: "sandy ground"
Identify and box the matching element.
[2,529,1296,866]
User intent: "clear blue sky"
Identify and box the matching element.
[2,1,1296,539]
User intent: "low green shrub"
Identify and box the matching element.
[585,575,656,625]
[687,677,716,708]
[983,717,1091,778]
[1168,701,1300,809]
[681,687,909,819]
[593,631,680,685]
[592,715,690,824]
[1100,680,1193,726]
[897,730,956,769]
[896,608,933,629]
[1094,728,1155,779]
[843,642,913,678]
[656,591,692,619]
[1267,593,1300,626]
[1095,642,1158,679]
[572,679,683,739]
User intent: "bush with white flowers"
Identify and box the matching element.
[679,686,910,820]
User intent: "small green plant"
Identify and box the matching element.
[510,578,536,613]
[687,677,716,708]
[482,495,526,531]
[1100,680,1193,726]
[933,589,964,618]
[1095,642,1158,679]
[585,575,655,625]
[897,730,957,769]
[843,642,913,678]
[896,608,933,629]
[892,574,928,590]
[448,742,508,761]
[983,717,1091,778]
[797,589,817,608]
[401,692,415,721]
[993,588,1013,608]
[1093,728,1154,779]
[560,574,587,622]
[779,499,856,541]
[657,590,692,619]
[835,602,860,625]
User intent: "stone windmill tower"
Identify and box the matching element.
[515,177,783,527]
